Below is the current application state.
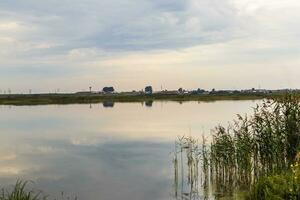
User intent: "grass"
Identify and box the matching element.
[209,94,300,185]
[0,181,76,200]
[0,181,42,200]
[246,153,300,200]
[0,92,282,105]
[174,93,300,199]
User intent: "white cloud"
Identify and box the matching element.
[0,21,20,30]
[0,0,300,92]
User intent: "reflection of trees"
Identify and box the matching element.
[102,101,115,108]
[145,100,153,107]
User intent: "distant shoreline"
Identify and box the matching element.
[0,92,294,106]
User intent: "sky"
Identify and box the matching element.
[0,0,300,93]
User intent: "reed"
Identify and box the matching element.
[211,94,300,185]
[0,180,42,200]
[173,136,203,199]
[173,93,300,199]
[0,181,77,200]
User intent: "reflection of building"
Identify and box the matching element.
[102,87,115,93]
[145,86,153,94]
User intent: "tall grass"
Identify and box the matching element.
[0,181,43,200]
[173,94,300,199]
[0,181,77,200]
[247,153,300,200]
[210,94,300,187]
[173,136,205,199]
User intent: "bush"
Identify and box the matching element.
[247,153,300,200]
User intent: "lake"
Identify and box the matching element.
[0,100,259,200]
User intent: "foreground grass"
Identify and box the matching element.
[0,181,76,200]
[247,154,300,200]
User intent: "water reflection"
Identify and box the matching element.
[102,101,115,108]
[172,136,209,200]
[145,100,153,107]
[0,138,173,200]
[0,101,258,200]
[172,135,252,200]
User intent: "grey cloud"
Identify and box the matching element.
[1,0,300,91]
[0,0,238,55]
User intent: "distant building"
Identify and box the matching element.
[197,88,205,94]
[190,88,206,95]
[103,87,115,93]
[178,88,184,94]
[145,86,153,94]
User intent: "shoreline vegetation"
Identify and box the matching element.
[0,180,77,200]
[0,91,298,106]
[173,94,300,199]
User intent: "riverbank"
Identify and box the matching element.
[0,92,290,105]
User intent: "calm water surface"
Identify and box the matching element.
[0,100,259,200]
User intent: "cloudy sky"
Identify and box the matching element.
[0,0,300,93]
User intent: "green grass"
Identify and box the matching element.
[210,93,300,180]
[0,181,76,200]
[0,92,288,105]
[0,181,42,200]
[246,158,300,200]
[174,93,300,199]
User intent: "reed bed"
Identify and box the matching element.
[173,94,300,199]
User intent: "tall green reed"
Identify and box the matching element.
[173,93,300,198]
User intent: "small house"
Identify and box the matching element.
[178,88,184,94]
[145,86,153,94]
[103,87,115,93]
